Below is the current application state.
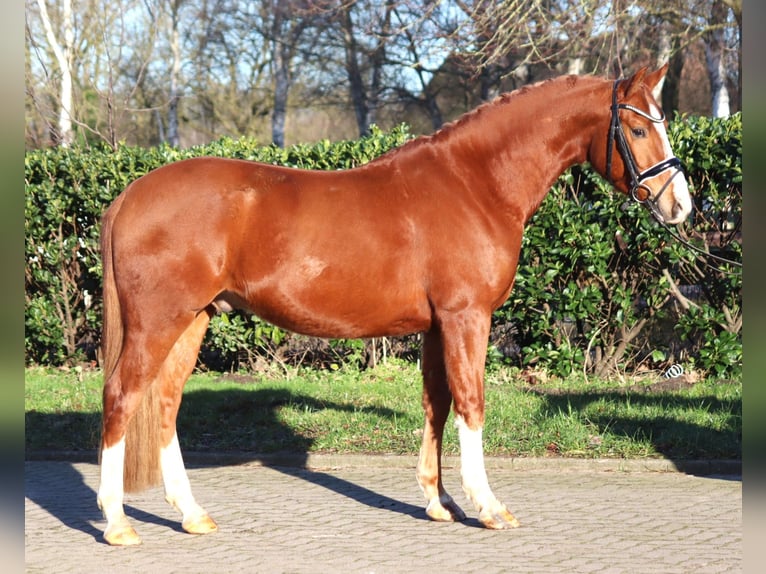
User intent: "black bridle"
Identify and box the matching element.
[606,79,684,223]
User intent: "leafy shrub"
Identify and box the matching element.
[24,115,741,378]
[494,112,741,378]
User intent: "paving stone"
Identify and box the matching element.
[25,460,741,573]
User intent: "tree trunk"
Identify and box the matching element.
[339,5,369,136]
[705,0,730,118]
[271,4,289,149]
[269,1,312,147]
[567,57,584,76]
[366,0,394,129]
[479,64,499,102]
[399,6,443,130]
[271,47,289,147]
[722,0,742,111]
[36,0,74,146]
[661,50,684,116]
[652,22,673,101]
[167,2,182,147]
[424,88,443,131]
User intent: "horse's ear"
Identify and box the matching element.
[624,64,668,96]
[642,63,669,91]
[622,66,649,96]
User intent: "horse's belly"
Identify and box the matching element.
[236,279,432,340]
[249,297,431,339]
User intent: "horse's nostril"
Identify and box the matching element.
[670,200,690,223]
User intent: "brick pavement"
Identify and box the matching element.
[25,458,741,573]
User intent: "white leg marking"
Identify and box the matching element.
[455,415,495,511]
[97,437,126,523]
[456,415,520,528]
[98,437,142,544]
[161,432,208,522]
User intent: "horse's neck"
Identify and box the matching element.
[452,79,605,220]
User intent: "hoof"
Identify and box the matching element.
[182,514,218,535]
[479,506,521,530]
[103,522,142,546]
[425,497,467,523]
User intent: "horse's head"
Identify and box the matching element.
[592,65,692,225]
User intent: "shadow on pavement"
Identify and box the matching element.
[24,461,103,542]
[24,459,187,543]
[25,386,437,541]
[179,386,443,522]
[268,465,429,521]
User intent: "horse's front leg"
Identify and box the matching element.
[417,329,466,522]
[455,415,519,529]
[439,308,520,530]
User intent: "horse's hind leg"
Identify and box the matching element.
[156,310,217,535]
[416,328,466,522]
[99,336,177,545]
[98,424,138,545]
[98,311,212,545]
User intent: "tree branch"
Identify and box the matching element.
[662,268,700,311]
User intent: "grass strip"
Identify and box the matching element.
[25,361,741,460]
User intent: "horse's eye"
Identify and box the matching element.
[631,127,647,138]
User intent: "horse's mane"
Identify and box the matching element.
[370,73,600,164]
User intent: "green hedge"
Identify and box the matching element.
[24,115,741,378]
[24,126,413,367]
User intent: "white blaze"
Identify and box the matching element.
[649,103,692,221]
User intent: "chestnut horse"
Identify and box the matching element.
[97,65,691,545]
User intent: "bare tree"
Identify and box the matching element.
[26,0,173,148]
[29,0,75,146]
[333,0,395,135]
[449,0,740,118]
[184,1,275,144]
[306,0,456,135]
[166,1,185,146]
[705,0,729,117]
[263,1,318,147]
[141,0,188,146]
[390,5,445,130]
[25,0,742,149]
[452,0,606,79]
[722,0,741,110]
[704,0,735,117]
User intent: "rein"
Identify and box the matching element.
[606,79,742,274]
[657,219,742,272]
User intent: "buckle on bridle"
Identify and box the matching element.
[630,184,651,203]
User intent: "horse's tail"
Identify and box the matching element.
[100,190,163,492]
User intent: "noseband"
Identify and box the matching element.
[606,79,684,222]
